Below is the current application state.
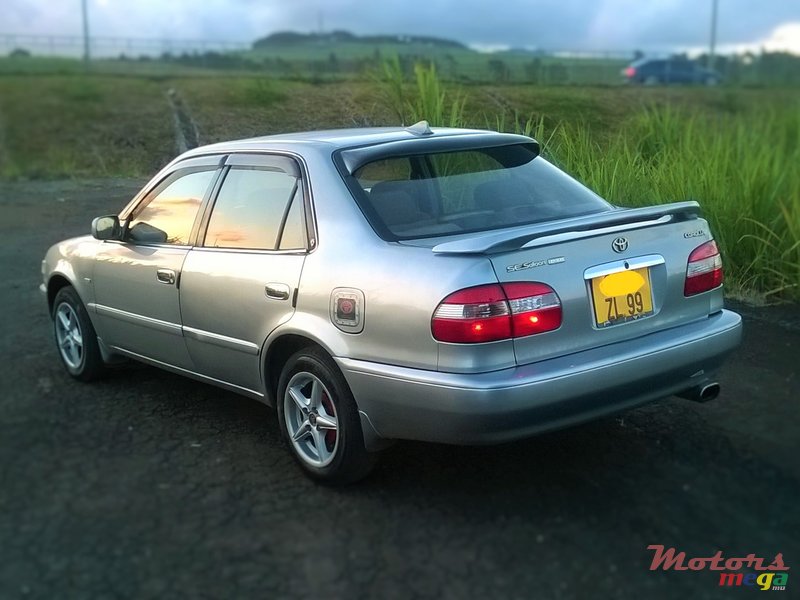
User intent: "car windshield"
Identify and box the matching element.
[350,144,611,240]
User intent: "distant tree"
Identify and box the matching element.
[398,55,415,78]
[488,58,510,82]
[329,30,356,43]
[546,63,568,84]
[328,52,339,72]
[253,31,311,47]
[406,35,465,49]
[633,49,645,60]
[275,57,293,77]
[524,58,542,84]
[758,51,800,86]
[310,60,327,83]
[443,53,458,79]
[725,56,743,85]
[252,29,465,50]
[9,48,31,58]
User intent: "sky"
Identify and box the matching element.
[3,0,800,54]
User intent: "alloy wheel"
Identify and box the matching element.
[283,371,339,467]
[55,302,84,370]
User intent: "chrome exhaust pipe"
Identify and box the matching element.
[678,381,721,403]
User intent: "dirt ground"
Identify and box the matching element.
[0,179,797,599]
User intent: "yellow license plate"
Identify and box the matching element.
[590,267,654,327]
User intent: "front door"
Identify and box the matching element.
[179,155,308,393]
[93,167,218,368]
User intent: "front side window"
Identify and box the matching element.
[204,167,304,250]
[129,169,215,245]
[351,144,611,240]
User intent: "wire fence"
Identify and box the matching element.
[2,33,798,86]
[0,33,249,58]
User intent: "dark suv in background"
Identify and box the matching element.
[623,58,722,85]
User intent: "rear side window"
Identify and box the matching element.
[204,168,304,250]
[351,145,610,240]
[277,191,307,250]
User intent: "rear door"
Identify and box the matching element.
[179,154,308,393]
[92,160,220,367]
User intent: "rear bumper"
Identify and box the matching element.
[336,309,742,445]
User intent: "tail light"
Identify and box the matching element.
[684,240,724,296]
[431,285,511,343]
[432,282,562,343]
[624,67,636,78]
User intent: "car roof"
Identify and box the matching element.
[180,125,495,158]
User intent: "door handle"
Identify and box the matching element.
[265,283,290,301]
[156,269,176,285]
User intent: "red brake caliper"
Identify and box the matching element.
[320,392,337,449]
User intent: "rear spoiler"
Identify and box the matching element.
[431,201,702,254]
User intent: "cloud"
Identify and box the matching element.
[586,0,800,50]
[761,21,800,54]
[2,0,799,53]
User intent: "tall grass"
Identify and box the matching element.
[550,106,800,301]
[378,57,465,127]
[379,59,800,301]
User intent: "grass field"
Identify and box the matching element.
[0,43,630,84]
[244,40,629,84]
[0,51,628,85]
[0,68,797,301]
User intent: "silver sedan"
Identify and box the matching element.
[42,124,742,483]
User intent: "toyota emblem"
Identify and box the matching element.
[612,237,629,253]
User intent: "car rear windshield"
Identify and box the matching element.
[350,144,611,240]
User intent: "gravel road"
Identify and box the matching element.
[1,179,797,599]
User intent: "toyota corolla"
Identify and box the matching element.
[41,123,742,483]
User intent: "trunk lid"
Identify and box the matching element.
[420,202,722,366]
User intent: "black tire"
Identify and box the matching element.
[52,286,104,382]
[276,347,378,484]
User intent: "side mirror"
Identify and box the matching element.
[91,215,121,240]
[128,221,168,244]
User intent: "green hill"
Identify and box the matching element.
[253,30,467,50]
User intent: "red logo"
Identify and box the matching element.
[339,299,354,315]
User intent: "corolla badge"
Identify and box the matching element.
[684,229,707,239]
